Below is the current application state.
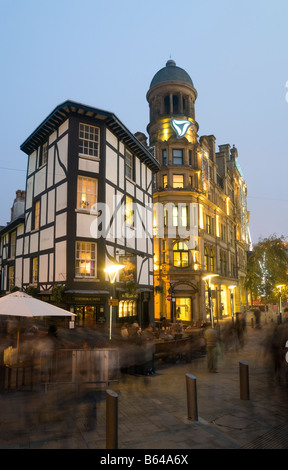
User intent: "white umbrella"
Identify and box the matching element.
[0,291,75,352]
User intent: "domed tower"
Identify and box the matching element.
[147,60,203,324]
[147,59,199,146]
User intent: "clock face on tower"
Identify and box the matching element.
[170,118,193,138]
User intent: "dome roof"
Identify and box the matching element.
[149,60,194,89]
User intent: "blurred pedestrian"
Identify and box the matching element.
[235,312,246,348]
[254,308,261,329]
[203,323,220,373]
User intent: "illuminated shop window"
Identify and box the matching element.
[119,300,137,318]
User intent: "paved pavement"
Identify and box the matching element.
[0,322,288,450]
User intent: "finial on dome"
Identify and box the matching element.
[166,59,176,67]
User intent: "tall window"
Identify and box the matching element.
[163,175,168,188]
[172,149,183,165]
[39,142,48,167]
[77,176,97,210]
[204,246,209,271]
[164,205,188,227]
[210,249,215,272]
[79,123,99,158]
[125,195,134,227]
[172,206,178,227]
[180,206,188,227]
[173,175,184,188]
[32,257,38,285]
[33,200,40,230]
[162,149,167,166]
[10,231,16,259]
[220,251,227,275]
[8,266,14,291]
[125,149,133,179]
[173,242,189,268]
[75,242,96,278]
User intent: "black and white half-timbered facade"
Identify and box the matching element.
[0,101,160,329]
[0,191,25,293]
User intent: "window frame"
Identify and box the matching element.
[173,241,189,268]
[210,249,215,272]
[9,231,16,259]
[33,200,40,231]
[172,149,183,165]
[8,265,15,291]
[125,195,134,227]
[125,149,134,180]
[77,176,98,210]
[173,174,184,188]
[31,257,38,285]
[39,142,48,167]
[79,123,100,158]
[75,241,97,278]
[162,149,167,166]
[204,246,209,271]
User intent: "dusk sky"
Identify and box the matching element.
[1,0,287,244]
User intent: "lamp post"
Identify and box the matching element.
[276,284,285,324]
[104,264,125,340]
[203,275,219,328]
[228,286,236,325]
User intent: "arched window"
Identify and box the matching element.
[204,246,209,271]
[210,249,215,272]
[164,95,170,114]
[173,241,189,268]
[173,95,179,114]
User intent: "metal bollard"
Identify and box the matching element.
[239,362,249,400]
[186,374,198,421]
[106,389,118,449]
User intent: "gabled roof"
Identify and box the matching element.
[20,100,160,172]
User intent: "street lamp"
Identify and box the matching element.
[276,284,285,324]
[203,275,219,328]
[228,286,236,325]
[104,264,125,340]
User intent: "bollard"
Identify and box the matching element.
[106,389,118,449]
[239,362,249,400]
[186,374,198,421]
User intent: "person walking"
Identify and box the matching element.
[203,323,220,373]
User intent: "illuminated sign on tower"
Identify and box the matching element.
[170,118,193,138]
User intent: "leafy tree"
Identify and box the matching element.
[245,235,288,303]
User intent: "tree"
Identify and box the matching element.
[245,235,288,303]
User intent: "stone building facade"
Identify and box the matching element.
[148,60,250,324]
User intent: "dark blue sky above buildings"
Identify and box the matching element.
[0,0,287,244]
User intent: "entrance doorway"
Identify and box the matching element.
[75,305,106,326]
[175,298,192,322]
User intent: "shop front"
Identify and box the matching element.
[68,293,108,328]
